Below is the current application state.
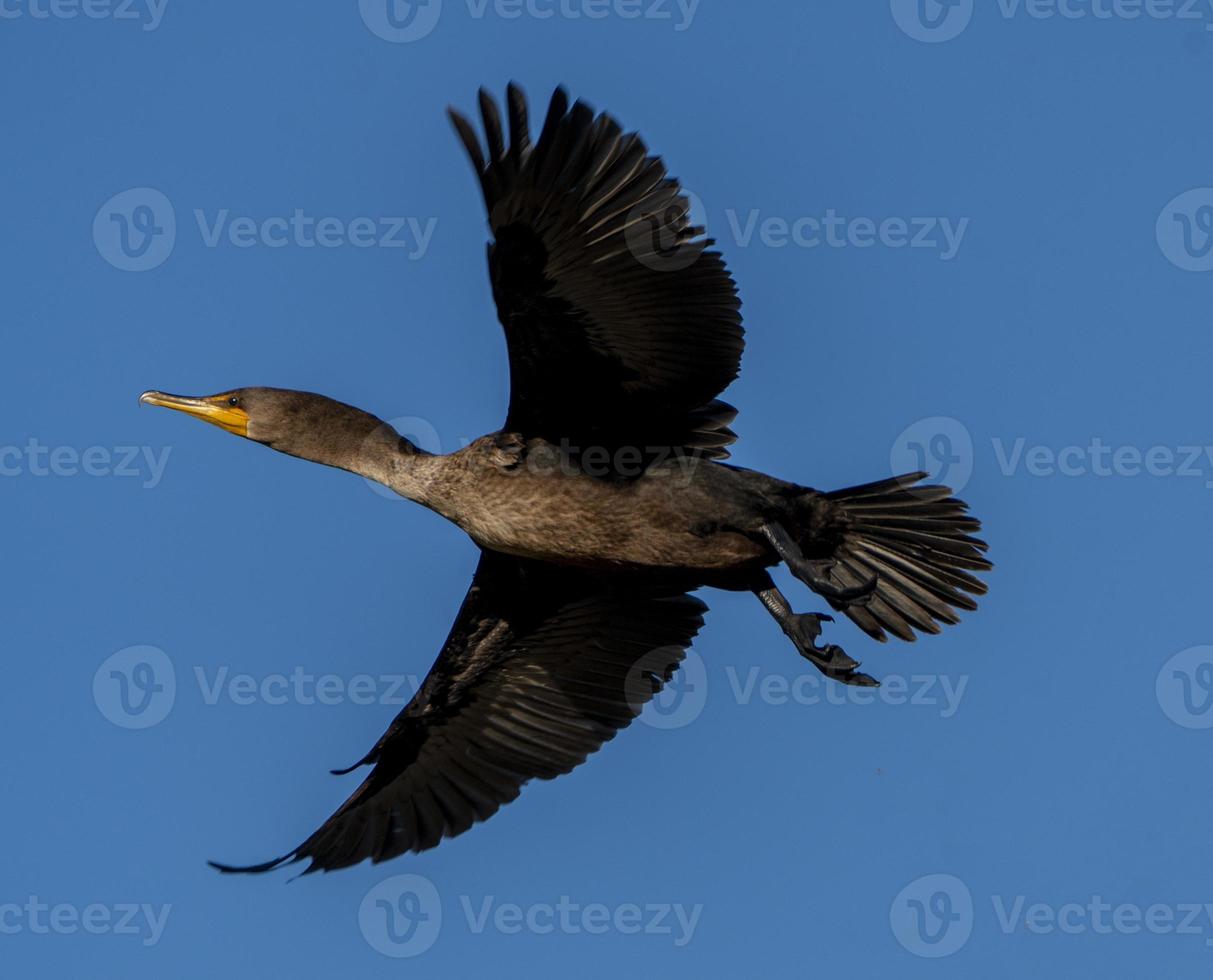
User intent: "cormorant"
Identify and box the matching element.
[140,84,991,875]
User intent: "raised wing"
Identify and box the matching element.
[449,83,745,461]
[210,552,708,874]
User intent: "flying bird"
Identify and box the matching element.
[140,84,991,875]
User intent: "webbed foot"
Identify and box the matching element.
[785,612,879,687]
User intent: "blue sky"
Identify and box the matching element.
[5,1,1213,976]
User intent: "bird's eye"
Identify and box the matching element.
[228,396,240,407]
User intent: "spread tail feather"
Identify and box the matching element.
[821,472,991,642]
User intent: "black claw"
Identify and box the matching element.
[831,669,880,688]
[787,613,827,649]
[818,644,859,672]
[785,613,879,687]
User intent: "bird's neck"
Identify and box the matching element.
[268,407,443,506]
[341,426,442,505]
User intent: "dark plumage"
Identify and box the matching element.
[139,84,991,875]
[449,83,742,462]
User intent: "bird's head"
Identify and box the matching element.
[139,386,416,477]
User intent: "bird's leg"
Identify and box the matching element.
[758,522,877,606]
[754,578,879,687]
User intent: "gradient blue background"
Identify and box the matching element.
[5,1,1213,976]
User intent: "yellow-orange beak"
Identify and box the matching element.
[139,390,249,437]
